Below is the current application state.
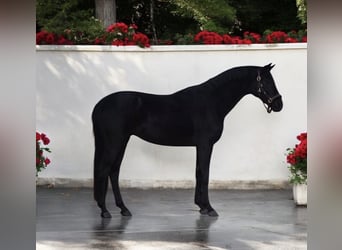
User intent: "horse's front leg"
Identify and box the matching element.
[195,143,218,217]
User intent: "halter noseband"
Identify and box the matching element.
[257,71,282,113]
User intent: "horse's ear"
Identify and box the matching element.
[263,63,275,71]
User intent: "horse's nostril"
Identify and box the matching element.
[272,99,283,111]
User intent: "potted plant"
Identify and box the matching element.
[286,132,307,205]
[36,132,52,177]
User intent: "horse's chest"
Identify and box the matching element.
[195,118,224,144]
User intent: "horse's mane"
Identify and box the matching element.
[200,66,259,92]
[211,66,259,82]
[173,66,260,95]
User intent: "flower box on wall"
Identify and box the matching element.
[293,183,307,205]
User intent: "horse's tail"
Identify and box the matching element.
[91,101,101,137]
[91,101,107,147]
[92,103,106,202]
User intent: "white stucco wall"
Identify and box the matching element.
[36,44,307,188]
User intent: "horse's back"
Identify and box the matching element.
[92,90,198,145]
[93,90,191,116]
[92,91,173,128]
[93,91,143,112]
[92,91,144,131]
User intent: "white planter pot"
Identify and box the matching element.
[293,183,307,205]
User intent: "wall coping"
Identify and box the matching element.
[36,177,291,189]
[36,43,307,52]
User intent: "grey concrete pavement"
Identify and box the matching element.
[36,187,307,250]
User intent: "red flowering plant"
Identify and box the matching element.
[36,22,150,48]
[264,31,289,43]
[103,23,150,48]
[263,30,307,43]
[36,21,307,47]
[243,31,261,43]
[221,34,252,44]
[194,31,223,44]
[192,30,307,45]
[36,132,51,176]
[286,132,307,184]
[36,30,73,45]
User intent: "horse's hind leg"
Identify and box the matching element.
[94,148,113,218]
[109,137,132,216]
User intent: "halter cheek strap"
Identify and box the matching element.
[257,71,282,113]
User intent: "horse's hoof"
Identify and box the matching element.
[200,208,208,215]
[199,208,218,217]
[101,211,112,218]
[121,209,132,217]
[207,209,219,217]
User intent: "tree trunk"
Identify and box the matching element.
[150,0,158,44]
[95,0,117,28]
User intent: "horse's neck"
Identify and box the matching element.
[208,70,253,117]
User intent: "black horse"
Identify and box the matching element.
[92,63,283,218]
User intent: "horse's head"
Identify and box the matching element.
[252,63,283,113]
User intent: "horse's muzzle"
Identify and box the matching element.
[270,95,283,112]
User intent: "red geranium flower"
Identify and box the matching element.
[266,31,288,43]
[194,31,223,45]
[130,24,138,30]
[107,22,128,33]
[243,32,261,43]
[133,33,150,47]
[36,31,49,44]
[222,34,233,44]
[94,37,105,45]
[285,37,298,43]
[112,39,125,46]
[231,36,243,44]
[46,34,55,44]
[242,39,252,44]
[297,132,307,141]
[57,35,73,45]
[40,133,50,145]
[43,137,50,145]
[36,132,41,141]
[44,158,51,165]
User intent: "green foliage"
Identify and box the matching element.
[296,0,307,25]
[173,33,195,45]
[36,0,104,44]
[115,0,199,42]
[170,0,236,34]
[36,0,306,44]
[228,0,303,35]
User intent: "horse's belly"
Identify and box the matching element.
[133,118,195,146]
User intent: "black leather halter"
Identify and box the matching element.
[257,71,282,113]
